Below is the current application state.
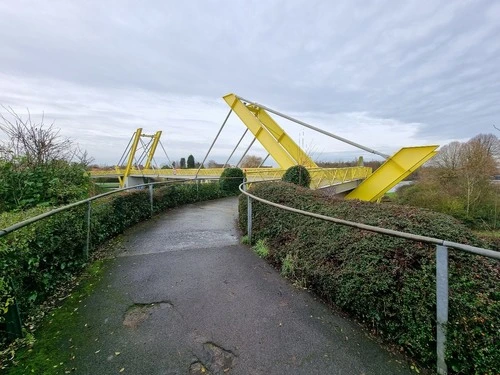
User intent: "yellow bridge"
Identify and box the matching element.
[91,166,372,193]
[91,93,438,202]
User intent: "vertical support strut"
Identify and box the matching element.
[85,201,92,259]
[6,297,23,340]
[244,181,252,243]
[148,184,154,215]
[436,245,449,375]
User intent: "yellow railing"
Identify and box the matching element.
[90,166,372,190]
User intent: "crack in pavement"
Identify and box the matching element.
[189,342,238,375]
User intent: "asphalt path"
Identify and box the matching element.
[67,197,412,375]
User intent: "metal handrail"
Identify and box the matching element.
[239,180,499,375]
[0,179,191,238]
[2,176,247,340]
[239,182,499,260]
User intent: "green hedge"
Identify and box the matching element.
[0,181,231,342]
[220,168,244,194]
[239,182,499,374]
[281,165,311,187]
[0,160,91,213]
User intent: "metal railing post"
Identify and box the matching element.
[244,181,252,243]
[436,245,449,375]
[148,184,154,215]
[84,201,92,259]
[6,279,23,340]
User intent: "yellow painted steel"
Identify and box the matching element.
[346,146,438,202]
[91,166,371,189]
[144,131,162,169]
[100,94,439,201]
[253,108,318,168]
[119,128,143,187]
[223,94,298,169]
[308,167,371,189]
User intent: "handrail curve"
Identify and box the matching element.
[238,181,499,260]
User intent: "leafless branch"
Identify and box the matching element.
[0,106,75,165]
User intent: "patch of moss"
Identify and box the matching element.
[6,260,107,375]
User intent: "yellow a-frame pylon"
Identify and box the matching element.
[222,93,438,201]
[116,128,162,187]
[223,94,318,169]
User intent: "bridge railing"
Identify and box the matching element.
[239,181,499,375]
[89,168,228,177]
[0,179,192,241]
[90,166,373,190]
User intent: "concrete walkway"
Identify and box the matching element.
[68,197,412,374]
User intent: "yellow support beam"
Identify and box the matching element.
[346,145,438,202]
[144,131,162,169]
[115,165,124,187]
[120,128,143,187]
[223,94,298,169]
[254,108,318,168]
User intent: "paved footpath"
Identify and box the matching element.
[67,197,412,374]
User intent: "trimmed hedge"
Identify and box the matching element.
[0,181,231,341]
[220,168,244,194]
[239,182,499,374]
[282,165,311,187]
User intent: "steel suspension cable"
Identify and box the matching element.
[159,140,173,167]
[258,154,270,168]
[236,95,389,159]
[223,128,248,168]
[237,137,257,167]
[136,138,153,166]
[117,134,134,166]
[196,108,233,177]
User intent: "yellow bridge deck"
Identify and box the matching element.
[90,166,372,190]
[92,144,438,200]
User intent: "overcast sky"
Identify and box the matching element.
[1,0,499,166]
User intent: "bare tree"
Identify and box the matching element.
[459,134,499,215]
[432,141,463,170]
[240,155,263,168]
[0,106,73,165]
[73,146,95,167]
[208,160,223,168]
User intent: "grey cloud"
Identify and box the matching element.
[1,0,499,164]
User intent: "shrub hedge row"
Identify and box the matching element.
[0,180,231,342]
[239,182,499,374]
